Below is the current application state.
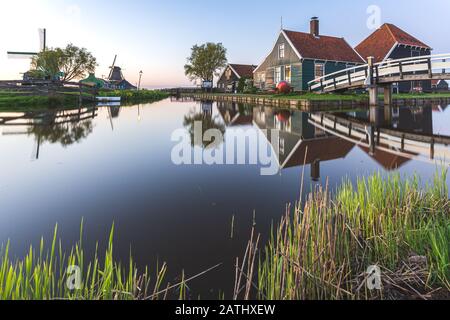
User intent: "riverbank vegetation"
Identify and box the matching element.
[1,172,448,300]
[0,224,174,300]
[98,89,169,103]
[237,171,450,300]
[191,91,450,102]
[0,91,81,109]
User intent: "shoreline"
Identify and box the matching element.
[184,92,450,111]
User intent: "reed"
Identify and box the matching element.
[0,222,171,300]
[238,171,450,300]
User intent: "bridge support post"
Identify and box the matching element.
[383,84,393,106]
[369,87,378,106]
[367,57,378,106]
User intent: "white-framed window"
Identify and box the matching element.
[274,67,282,84]
[279,43,285,59]
[285,65,292,83]
[314,63,325,79]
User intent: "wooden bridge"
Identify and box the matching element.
[308,54,450,105]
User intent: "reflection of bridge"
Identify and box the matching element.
[308,109,450,166]
[0,107,97,127]
[0,106,98,160]
[309,54,450,105]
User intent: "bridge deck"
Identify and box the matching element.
[309,54,450,93]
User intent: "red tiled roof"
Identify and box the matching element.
[229,64,257,78]
[283,30,365,64]
[355,23,431,63]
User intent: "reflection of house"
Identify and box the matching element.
[217,64,257,93]
[217,102,253,127]
[355,23,432,93]
[253,107,354,180]
[358,146,412,171]
[253,17,364,91]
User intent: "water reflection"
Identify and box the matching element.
[0,99,449,299]
[183,100,226,148]
[0,107,97,159]
[215,101,450,180]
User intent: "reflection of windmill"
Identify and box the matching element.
[7,28,47,59]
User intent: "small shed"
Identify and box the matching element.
[217,64,257,93]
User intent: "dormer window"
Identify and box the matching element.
[279,43,285,59]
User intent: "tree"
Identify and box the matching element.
[184,43,227,84]
[31,44,97,82]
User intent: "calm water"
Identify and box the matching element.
[0,99,449,299]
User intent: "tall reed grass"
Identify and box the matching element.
[237,171,449,300]
[0,223,174,300]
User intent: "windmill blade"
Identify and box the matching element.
[38,28,46,51]
[108,55,117,79]
[7,52,38,59]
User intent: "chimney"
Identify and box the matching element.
[310,17,319,37]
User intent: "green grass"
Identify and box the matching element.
[0,91,81,109]
[197,91,450,102]
[237,171,450,300]
[99,89,169,103]
[0,223,171,300]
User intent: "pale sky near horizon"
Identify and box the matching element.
[1,0,449,88]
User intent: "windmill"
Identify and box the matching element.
[108,55,118,80]
[7,28,47,59]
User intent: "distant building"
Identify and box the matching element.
[80,73,106,88]
[431,80,449,92]
[107,66,137,90]
[217,64,257,93]
[355,23,432,93]
[253,17,365,92]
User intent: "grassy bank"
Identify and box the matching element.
[99,90,169,103]
[238,171,450,300]
[0,91,81,109]
[191,91,450,102]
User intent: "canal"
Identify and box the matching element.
[0,98,449,299]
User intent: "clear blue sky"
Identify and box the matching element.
[1,0,449,87]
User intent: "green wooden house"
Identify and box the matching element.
[253,17,365,92]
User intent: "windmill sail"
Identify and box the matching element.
[7,28,46,59]
[38,28,46,51]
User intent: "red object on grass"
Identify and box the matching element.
[277,81,291,94]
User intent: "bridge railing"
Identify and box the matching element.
[308,53,450,92]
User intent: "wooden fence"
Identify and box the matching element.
[0,80,99,102]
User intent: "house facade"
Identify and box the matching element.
[431,80,449,92]
[253,18,365,92]
[217,64,257,93]
[355,23,432,93]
